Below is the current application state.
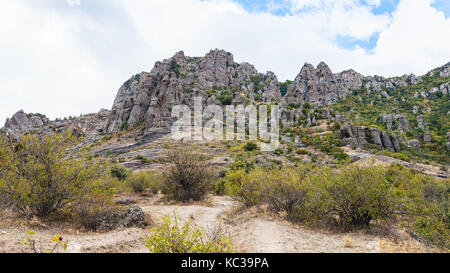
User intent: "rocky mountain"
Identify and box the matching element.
[1,109,110,144]
[103,49,282,134]
[2,49,449,157]
[102,49,443,134]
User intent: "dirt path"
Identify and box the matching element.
[0,196,433,253]
[228,211,381,253]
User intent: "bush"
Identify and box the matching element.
[273,148,283,155]
[0,133,113,218]
[126,171,162,194]
[162,148,216,202]
[217,94,233,105]
[223,158,450,248]
[143,213,235,253]
[224,169,263,207]
[321,164,397,229]
[296,149,311,155]
[110,164,132,181]
[333,152,350,162]
[263,167,311,220]
[213,178,227,196]
[135,155,150,164]
[71,194,117,231]
[243,141,260,152]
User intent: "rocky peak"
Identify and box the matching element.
[284,62,339,106]
[103,49,282,133]
[335,69,364,97]
[1,109,109,143]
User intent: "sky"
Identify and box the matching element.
[1,0,450,125]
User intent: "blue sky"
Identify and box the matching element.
[432,0,450,18]
[0,0,449,125]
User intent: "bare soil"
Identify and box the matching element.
[0,195,436,253]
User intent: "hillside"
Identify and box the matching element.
[0,49,449,253]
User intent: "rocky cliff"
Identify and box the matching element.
[103,49,282,134]
[2,49,449,151]
[1,109,110,143]
[102,49,434,135]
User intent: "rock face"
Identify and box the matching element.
[2,49,447,149]
[341,125,403,152]
[446,132,450,151]
[97,50,446,135]
[1,110,44,140]
[423,131,432,144]
[382,114,411,132]
[103,49,282,133]
[437,62,450,78]
[1,109,110,143]
[417,115,427,130]
[284,62,340,106]
[408,139,421,150]
[101,50,430,135]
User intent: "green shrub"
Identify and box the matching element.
[224,168,263,207]
[333,152,350,162]
[162,148,216,202]
[321,164,397,229]
[126,171,163,194]
[143,213,235,253]
[0,133,113,218]
[135,155,150,164]
[217,94,233,105]
[263,167,311,220]
[110,164,132,181]
[213,178,227,196]
[243,141,260,152]
[296,149,311,155]
[273,148,283,155]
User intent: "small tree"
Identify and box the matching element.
[162,148,215,202]
[0,133,112,218]
[110,164,131,181]
[322,164,397,229]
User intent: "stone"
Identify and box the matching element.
[284,62,339,106]
[96,206,147,231]
[423,131,432,144]
[1,109,110,144]
[408,139,421,149]
[103,49,282,134]
[438,62,450,77]
[417,115,427,130]
[381,132,395,152]
[391,134,401,152]
[370,128,383,148]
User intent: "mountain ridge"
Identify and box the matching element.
[1,49,449,164]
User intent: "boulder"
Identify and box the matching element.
[391,134,401,152]
[423,132,432,144]
[370,128,383,148]
[95,206,147,232]
[381,132,395,152]
[408,139,422,149]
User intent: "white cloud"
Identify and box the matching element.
[0,0,449,125]
[66,0,81,6]
[366,0,381,7]
[0,1,120,125]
